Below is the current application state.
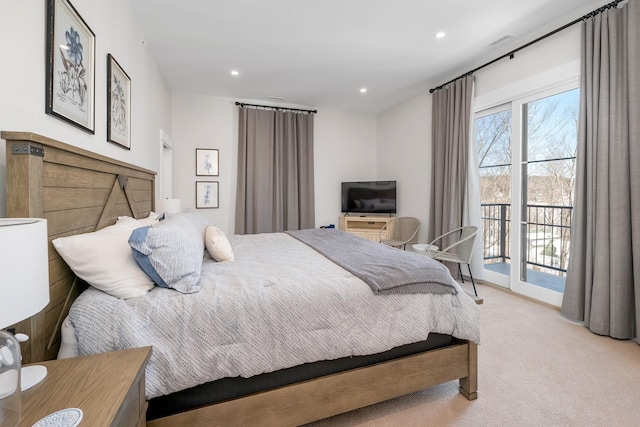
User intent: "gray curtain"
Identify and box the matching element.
[561,0,640,343]
[429,75,475,274]
[235,107,315,234]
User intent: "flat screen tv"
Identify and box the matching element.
[341,181,397,214]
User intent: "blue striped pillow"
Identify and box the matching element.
[129,210,209,293]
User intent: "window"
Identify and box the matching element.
[475,85,579,305]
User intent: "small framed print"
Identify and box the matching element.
[196,148,219,176]
[196,181,219,209]
[107,54,131,149]
[45,0,96,133]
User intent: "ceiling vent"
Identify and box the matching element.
[268,96,286,101]
[488,34,515,48]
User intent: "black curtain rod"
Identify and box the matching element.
[235,101,317,114]
[429,0,624,93]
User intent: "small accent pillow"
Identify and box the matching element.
[128,210,209,293]
[57,316,79,359]
[205,225,235,262]
[52,222,154,299]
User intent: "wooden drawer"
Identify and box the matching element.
[19,347,151,427]
[113,371,146,426]
[339,216,390,242]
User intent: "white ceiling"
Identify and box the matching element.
[131,0,610,114]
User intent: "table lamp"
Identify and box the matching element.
[156,198,182,215]
[0,219,50,427]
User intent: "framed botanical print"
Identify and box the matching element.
[196,148,219,176]
[45,0,95,133]
[107,54,131,149]
[196,181,219,209]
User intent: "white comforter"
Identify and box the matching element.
[69,232,480,399]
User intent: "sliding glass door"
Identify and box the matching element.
[475,84,579,306]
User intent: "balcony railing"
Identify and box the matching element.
[481,203,573,275]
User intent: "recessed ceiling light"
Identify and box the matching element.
[360,88,367,93]
[435,32,446,39]
[231,70,239,76]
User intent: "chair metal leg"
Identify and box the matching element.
[458,264,464,283]
[467,264,477,296]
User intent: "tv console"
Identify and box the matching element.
[338,216,392,242]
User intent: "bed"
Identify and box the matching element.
[3,131,480,427]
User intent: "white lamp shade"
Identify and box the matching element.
[156,198,182,214]
[0,219,50,329]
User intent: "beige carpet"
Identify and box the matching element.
[305,283,640,427]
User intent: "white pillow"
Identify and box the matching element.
[139,211,161,225]
[52,222,154,299]
[205,225,235,262]
[116,211,160,227]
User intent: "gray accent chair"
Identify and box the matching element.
[419,225,478,296]
[379,217,420,250]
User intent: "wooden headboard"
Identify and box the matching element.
[2,131,156,364]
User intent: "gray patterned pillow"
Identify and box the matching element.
[129,210,209,293]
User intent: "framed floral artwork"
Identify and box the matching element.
[196,148,219,176]
[107,54,131,149]
[46,0,95,133]
[196,181,219,209]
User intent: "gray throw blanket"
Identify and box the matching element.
[286,228,457,295]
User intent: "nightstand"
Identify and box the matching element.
[18,346,152,427]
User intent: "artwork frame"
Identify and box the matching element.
[196,148,219,176]
[196,181,219,209]
[45,0,96,133]
[107,54,131,149]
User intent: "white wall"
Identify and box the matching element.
[377,91,432,243]
[171,93,378,233]
[314,108,378,228]
[0,0,172,216]
[171,94,236,232]
[475,25,581,108]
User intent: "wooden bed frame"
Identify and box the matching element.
[3,131,478,426]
